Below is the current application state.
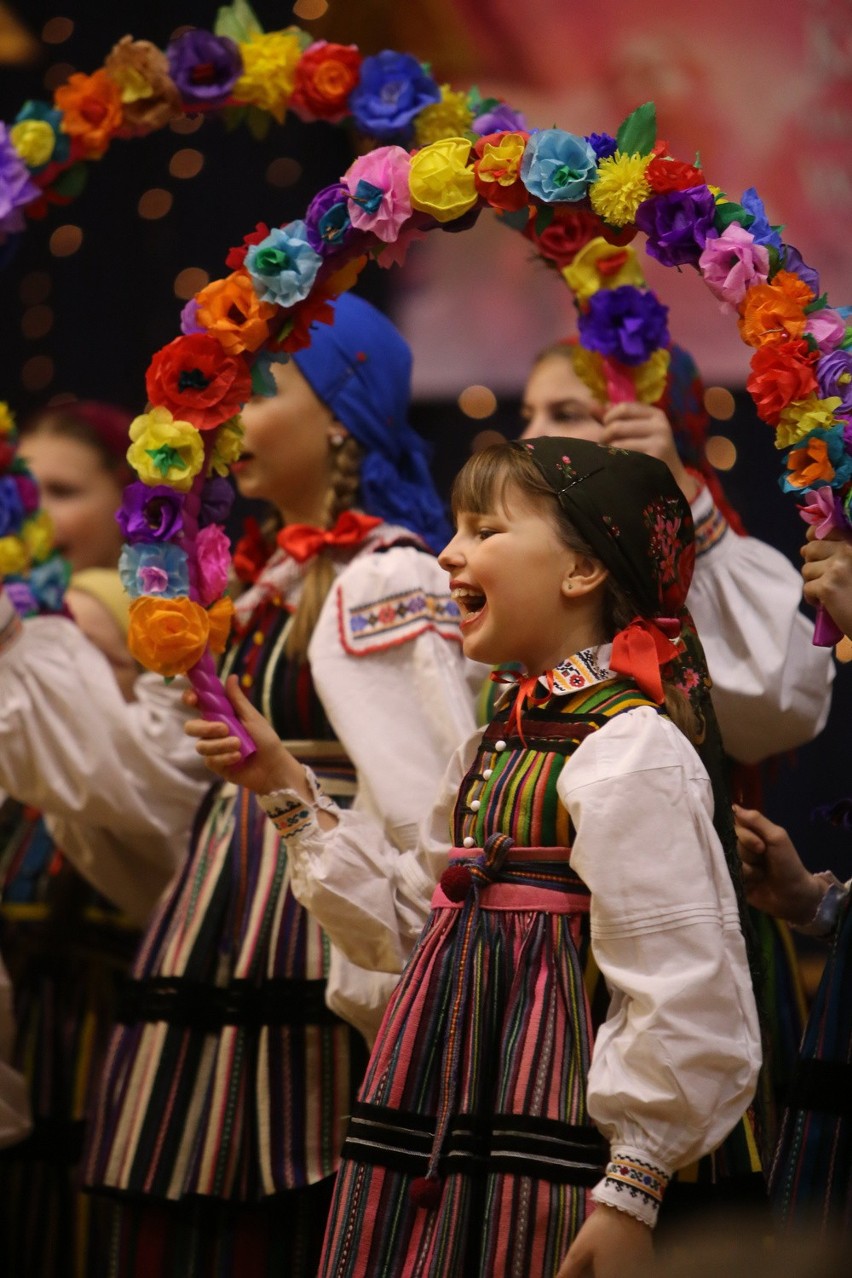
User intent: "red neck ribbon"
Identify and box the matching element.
[490,668,556,746]
[277,511,382,564]
[609,616,682,704]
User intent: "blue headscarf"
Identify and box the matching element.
[292,293,451,552]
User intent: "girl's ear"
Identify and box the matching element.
[561,554,608,599]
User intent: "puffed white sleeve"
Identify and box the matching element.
[558,707,761,1227]
[687,485,833,764]
[0,589,211,920]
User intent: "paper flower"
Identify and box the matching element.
[224,222,271,272]
[799,487,845,539]
[127,406,204,491]
[782,243,820,296]
[577,285,670,366]
[472,131,530,212]
[166,29,241,106]
[344,146,412,241]
[521,205,601,269]
[209,415,245,477]
[233,29,304,123]
[645,153,705,194]
[21,510,54,563]
[805,307,846,355]
[14,474,39,515]
[472,102,527,135]
[585,132,618,163]
[635,185,717,268]
[199,475,235,527]
[0,123,40,236]
[145,333,253,431]
[781,426,852,492]
[0,535,28,574]
[0,475,23,537]
[291,41,361,122]
[195,271,277,355]
[775,396,843,451]
[304,184,354,256]
[27,555,69,610]
[520,129,597,204]
[268,288,335,354]
[746,339,819,426]
[207,595,234,654]
[104,36,182,135]
[738,280,809,348]
[633,348,671,404]
[698,224,770,312]
[413,84,473,146]
[196,524,231,605]
[349,50,440,142]
[127,595,211,676]
[588,150,653,227]
[561,237,645,301]
[119,542,190,598]
[9,107,60,169]
[740,187,783,251]
[116,481,185,543]
[53,69,124,159]
[244,222,322,306]
[409,137,478,223]
[817,349,852,414]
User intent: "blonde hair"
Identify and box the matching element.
[284,434,364,662]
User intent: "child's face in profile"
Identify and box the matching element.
[439,480,584,673]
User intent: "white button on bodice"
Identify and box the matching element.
[470,799,481,812]
[462,836,475,848]
[494,739,507,752]
[482,768,493,780]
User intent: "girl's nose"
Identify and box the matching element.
[438,533,464,572]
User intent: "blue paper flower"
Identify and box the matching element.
[245,221,322,307]
[28,555,71,614]
[349,50,440,142]
[119,542,190,599]
[472,102,528,135]
[586,132,618,163]
[740,187,783,252]
[577,286,670,366]
[0,474,24,537]
[520,129,597,204]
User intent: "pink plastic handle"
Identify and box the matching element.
[812,603,844,648]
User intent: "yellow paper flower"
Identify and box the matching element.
[569,345,607,401]
[127,406,204,491]
[413,85,473,147]
[0,403,16,436]
[10,119,55,168]
[209,415,245,478]
[234,29,303,123]
[0,536,29,575]
[561,236,645,300]
[774,395,843,451]
[589,150,654,227]
[632,348,671,404]
[409,136,477,224]
[21,511,54,563]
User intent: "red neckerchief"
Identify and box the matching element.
[489,668,556,746]
[609,615,683,704]
[277,511,382,564]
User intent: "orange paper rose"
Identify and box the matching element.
[54,69,124,158]
[291,42,362,122]
[746,338,819,426]
[738,281,808,349]
[128,596,210,676]
[195,271,277,356]
[783,436,836,490]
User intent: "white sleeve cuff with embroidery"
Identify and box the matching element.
[259,767,339,839]
[591,1146,671,1228]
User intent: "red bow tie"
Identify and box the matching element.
[277,511,382,564]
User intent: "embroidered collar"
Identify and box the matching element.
[492,645,614,710]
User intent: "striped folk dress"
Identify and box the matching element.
[83,596,366,1276]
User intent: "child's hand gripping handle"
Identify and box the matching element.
[188,651,257,760]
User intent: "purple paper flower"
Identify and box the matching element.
[740,187,783,252]
[0,475,24,536]
[635,185,717,268]
[348,50,440,142]
[166,30,242,106]
[304,183,354,256]
[116,481,185,544]
[585,131,618,163]
[5,579,38,617]
[119,542,190,599]
[180,297,204,336]
[799,487,845,539]
[783,243,820,296]
[578,285,670,366]
[817,349,852,413]
[15,473,39,515]
[199,475,235,527]
[0,122,40,236]
[472,102,528,135]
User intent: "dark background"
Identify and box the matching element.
[2,1,851,878]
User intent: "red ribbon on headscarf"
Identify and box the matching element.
[277,511,382,564]
[609,615,682,704]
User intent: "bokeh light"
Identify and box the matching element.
[21,356,55,393]
[138,188,174,220]
[42,17,74,44]
[458,385,498,419]
[293,0,330,18]
[705,434,738,471]
[169,149,204,179]
[49,225,83,257]
[19,272,52,307]
[266,157,303,188]
[471,429,507,452]
[173,267,210,300]
[704,386,736,421]
[22,306,54,341]
[43,62,76,92]
[170,114,204,135]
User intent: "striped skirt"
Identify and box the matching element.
[770,893,852,1237]
[319,852,605,1278]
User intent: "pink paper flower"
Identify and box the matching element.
[196,524,231,606]
[799,486,845,538]
[698,223,770,313]
[343,146,412,242]
[805,307,846,354]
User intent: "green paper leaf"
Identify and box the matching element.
[221,105,247,133]
[214,0,264,42]
[804,292,829,314]
[534,204,555,236]
[250,361,276,397]
[52,163,87,199]
[245,105,272,141]
[713,201,755,233]
[766,244,782,278]
[839,327,852,351]
[803,333,819,354]
[500,206,532,231]
[615,101,656,156]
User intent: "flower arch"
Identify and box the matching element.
[2,5,850,750]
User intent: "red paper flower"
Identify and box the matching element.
[646,154,706,194]
[145,333,253,431]
[291,42,362,122]
[521,205,602,269]
[225,221,271,271]
[746,339,819,426]
[268,288,336,355]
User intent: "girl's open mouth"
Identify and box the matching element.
[452,585,487,624]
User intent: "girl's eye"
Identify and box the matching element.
[477,527,497,540]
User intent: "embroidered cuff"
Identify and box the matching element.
[693,498,729,560]
[0,588,22,657]
[260,768,339,839]
[792,871,851,938]
[591,1148,671,1228]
